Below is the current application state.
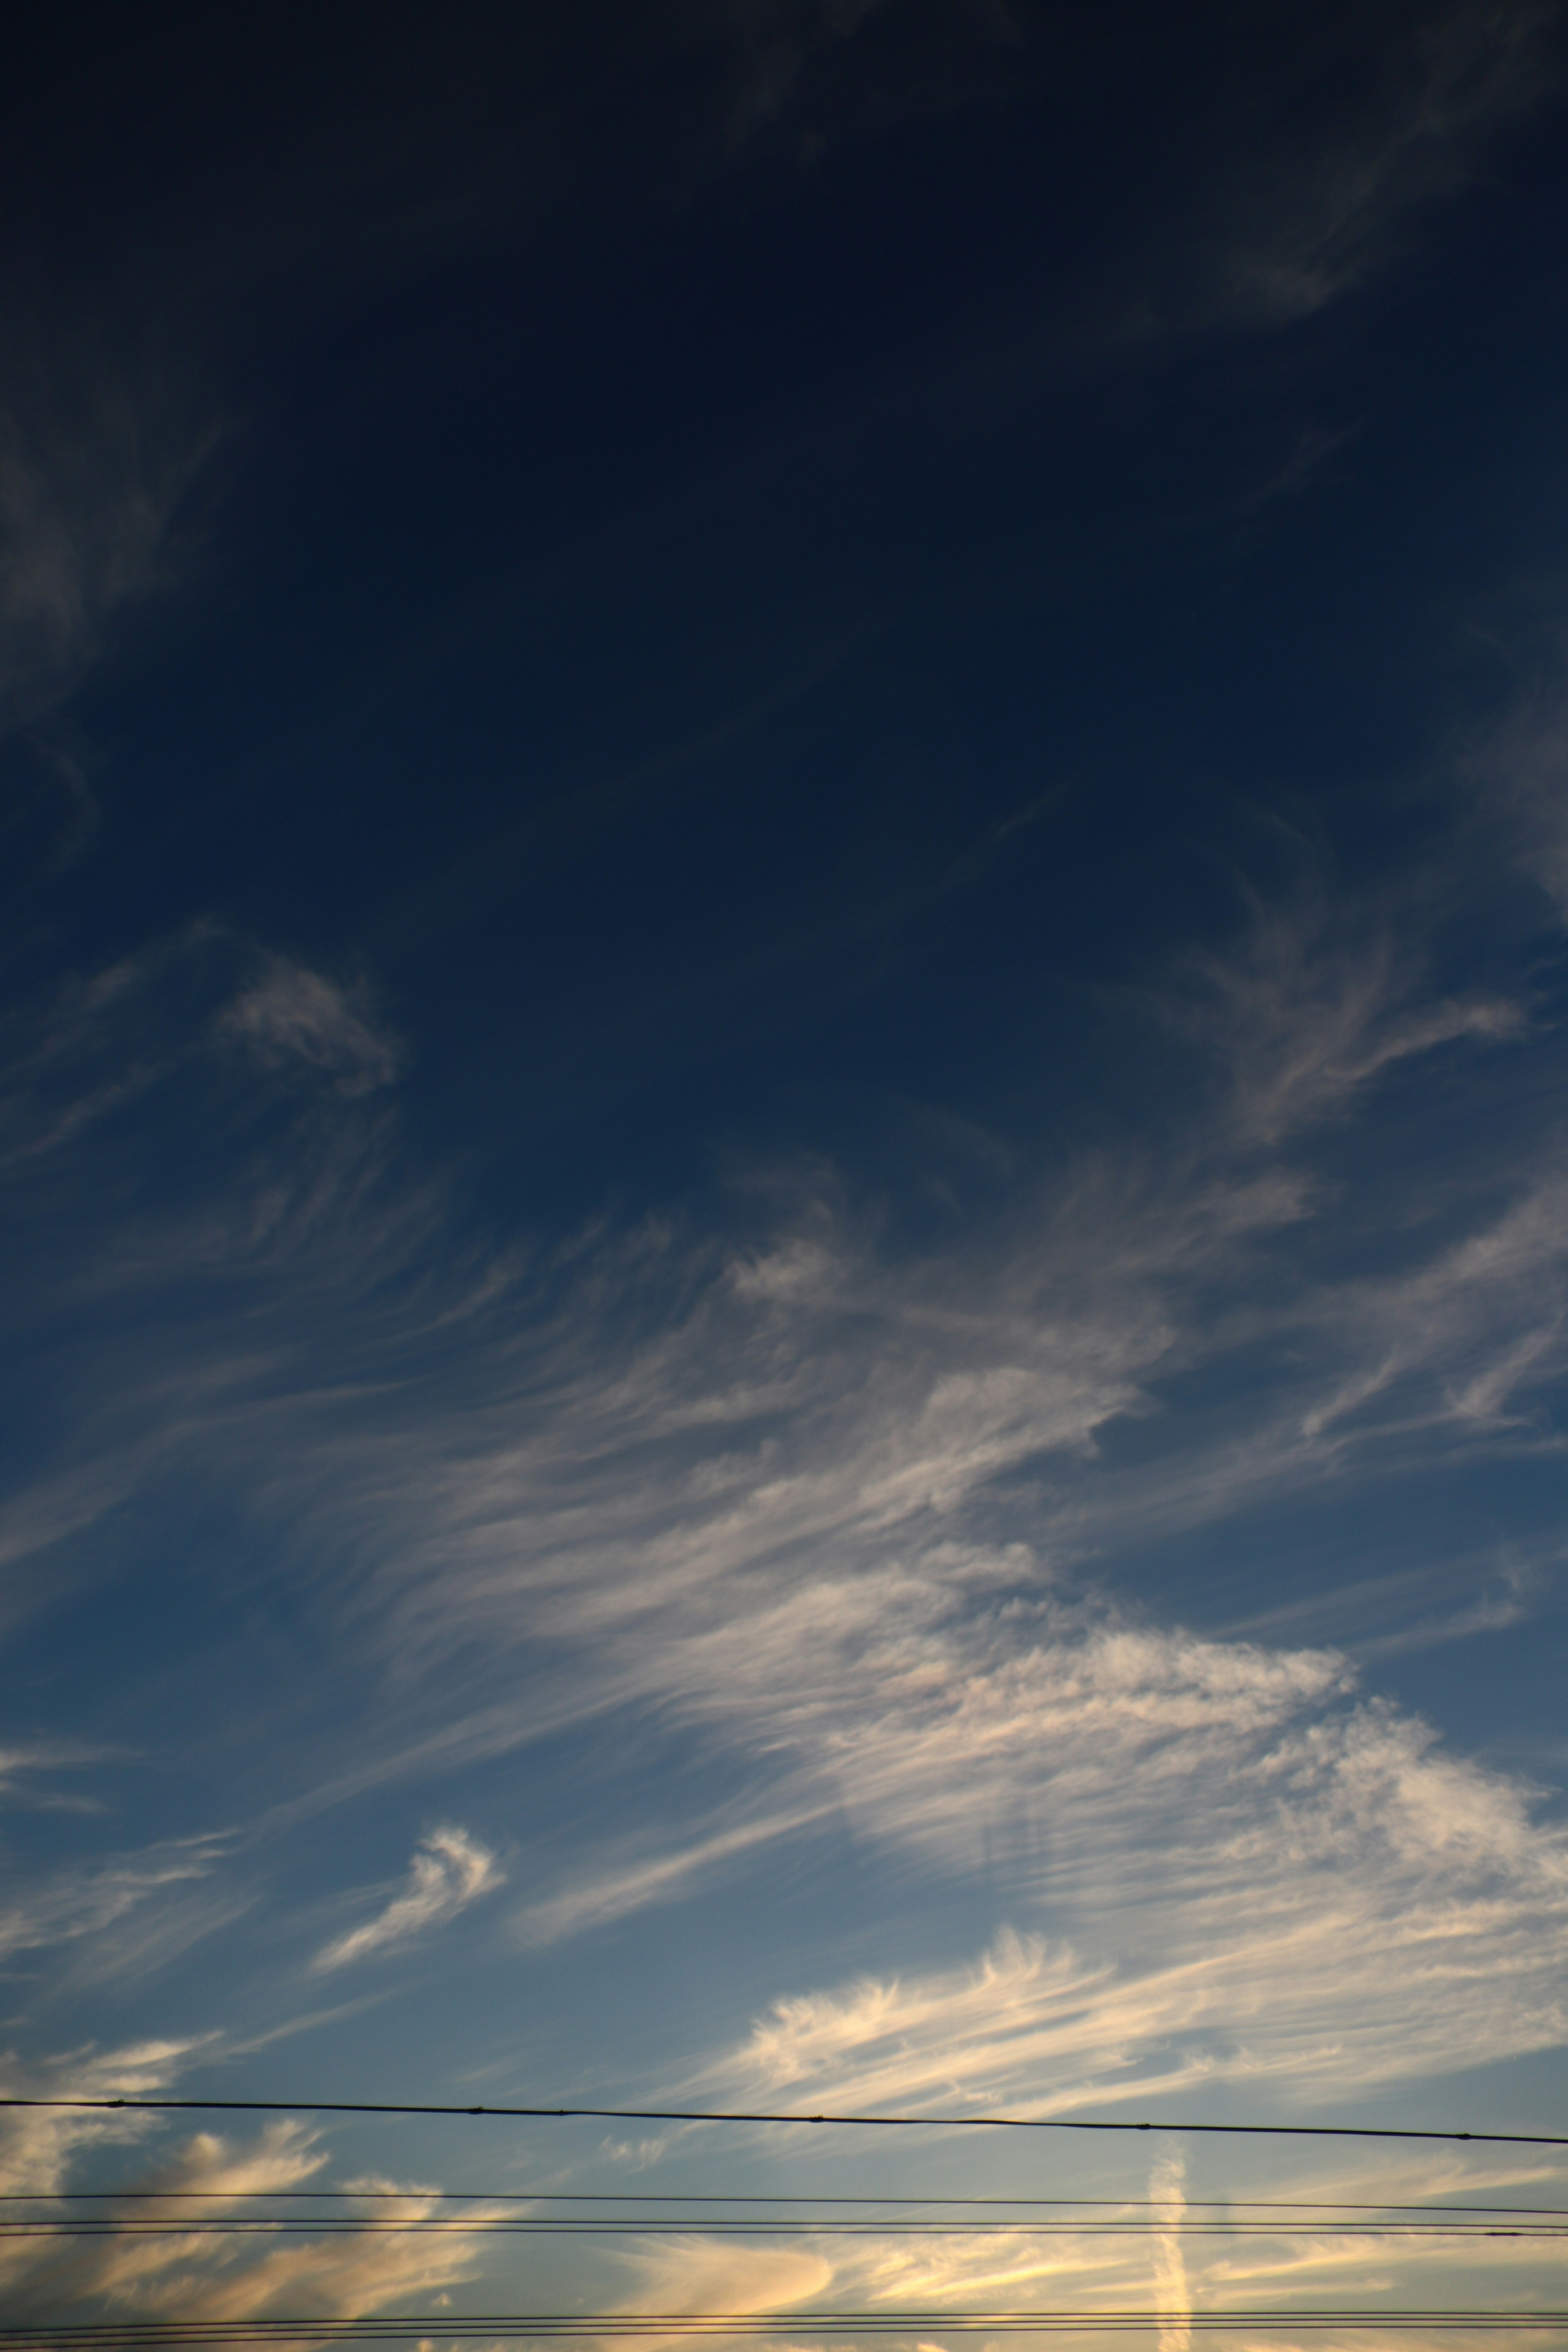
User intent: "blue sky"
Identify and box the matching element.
[7,0,1568,2339]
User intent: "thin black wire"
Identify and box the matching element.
[9,2314,1568,2342]
[4,2219,1566,2237]
[6,2096,1564,2147]
[10,2318,1568,2330]
[13,2193,1568,2213]
[6,2218,1566,2231]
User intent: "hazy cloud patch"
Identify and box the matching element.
[0,869,1563,2123]
[608,2235,832,2328]
[514,1806,830,1947]
[602,2134,1568,2336]
[312,1826,501,1972]
[0,372,216,733]
[0,1834,236,1969]
[1461,674,1568,924]
[0,2119,499,2327]
[0,1742,118,1809]
[1208,0,1555,326]
[0,2037,211,2202]
[1164,890,1527,1145]
[703,1643,1568,2100]
[218,960,400,1094]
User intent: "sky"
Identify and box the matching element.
[6,0,1568,2341]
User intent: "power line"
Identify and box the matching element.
[6,2097,1564,2147]
[8,2193,1568,2214]
[8,2314,1568,2343]
[4,2220,1565,2237]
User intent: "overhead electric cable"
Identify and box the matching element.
[4,2096,1564,2146]
[4,2218,1564,2237]
[8,2192,1568,2214]
[9,2312,1568,2343]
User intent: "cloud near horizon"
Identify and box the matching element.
[0,2116,501,2327]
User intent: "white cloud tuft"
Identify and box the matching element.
[312,1826,501,1972]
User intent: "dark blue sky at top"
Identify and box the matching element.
[13,7,1568,2329]
[13,0,1568,1223]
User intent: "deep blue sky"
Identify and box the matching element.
[7,2,1568,2337]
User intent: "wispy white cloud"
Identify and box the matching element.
[0,2037,212,2201]
[0,1833,237,1971]
[602,2137,1568,2343]
[1163,886,1527,1146]
[218,960,400,1095]
[514,1806,830,1948]
[1296,1175,1568,1440]
[606,2236,833,2341]
[0,2117,502,2327]
[1221,1541,1548,1662]
[312,1826,501,1972]
[0,866,1564,2145]
[1151,2152,1190,2352]
[693,1640,1568,2100]
[0,930,400,1184]
[0,1742,118,1810]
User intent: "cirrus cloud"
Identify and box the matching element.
[312,1826,501,1973]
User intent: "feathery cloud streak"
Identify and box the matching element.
[312,1826,501,1971]
[0,787,1562,2124]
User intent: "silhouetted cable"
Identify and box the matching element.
[4,2218,1565,2236]
[4,2097,1563,2146]
[8,2192,1568,2214]
[9,2313,1568,2343]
